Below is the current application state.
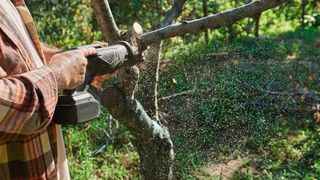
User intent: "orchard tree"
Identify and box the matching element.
[91,0,288,179]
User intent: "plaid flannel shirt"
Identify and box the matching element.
[0,0,67,179]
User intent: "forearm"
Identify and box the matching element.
[0,66,58,142]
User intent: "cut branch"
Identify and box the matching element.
[139,0,287,48]
[92,0,121,43]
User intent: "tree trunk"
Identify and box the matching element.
[228,25,237,41]
[254,13,261,37]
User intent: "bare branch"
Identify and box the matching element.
[139,0,287,48]
[92,0,121,43]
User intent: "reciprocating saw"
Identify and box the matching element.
[53,41,139,125]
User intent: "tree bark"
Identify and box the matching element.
[139,0,287,49]
[101,67,174,179]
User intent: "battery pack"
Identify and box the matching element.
[53,92,101,125]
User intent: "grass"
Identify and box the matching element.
[63,112,141,179]
[63,27,320,179]
[159,27,320,179]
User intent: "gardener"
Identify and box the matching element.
[0,0,104,179]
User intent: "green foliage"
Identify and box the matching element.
[26,0,103,47]
[63,112,141,179]
[108,0,171,29]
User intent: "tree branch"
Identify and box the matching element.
[139,0,287,48]
[91,0,121,43]
[101,66,174,179]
